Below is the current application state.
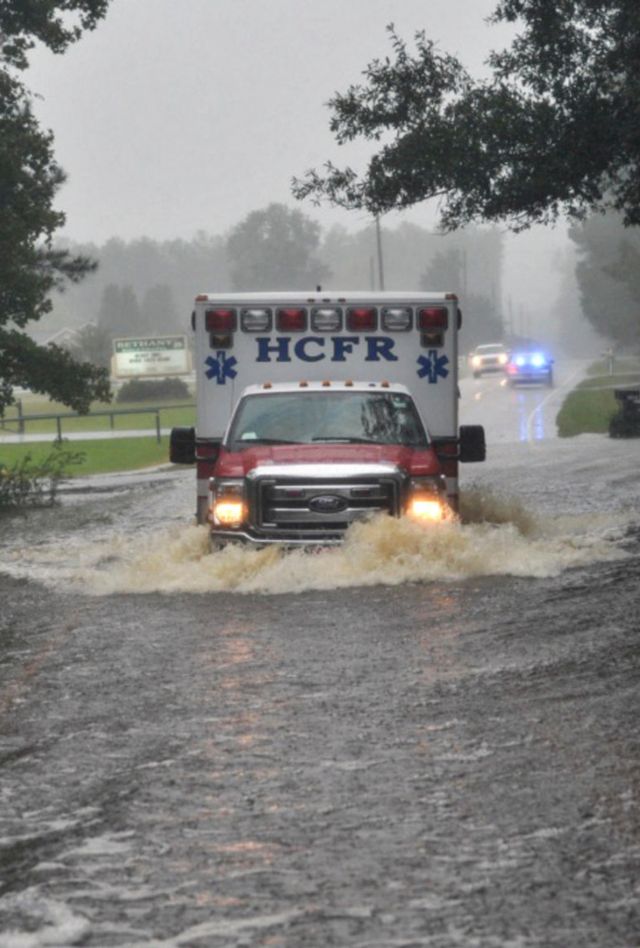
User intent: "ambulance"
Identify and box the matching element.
[170,291,486,547]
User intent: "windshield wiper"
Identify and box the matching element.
[236,438,302,445]
[311,436,381,444]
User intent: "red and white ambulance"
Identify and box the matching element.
[170,290,485,547]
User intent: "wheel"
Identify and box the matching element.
[473,371,480,379]
[546,370,554,387]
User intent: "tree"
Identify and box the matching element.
[96,284,143,337]
[67,323,113,369]
[420,248,504,350]
[570,212,640,348]
[0,1,112,414]
[226,203,331,291]
[1,2,111,71]
[293,3,640,231]
[141,284,179,335]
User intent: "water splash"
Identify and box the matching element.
[2,488,628,596]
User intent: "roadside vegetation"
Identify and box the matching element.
[0,444,85,508]
[0,437,171,480]
[0,393,194,438]
[556,357,640,437]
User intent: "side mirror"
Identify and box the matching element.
[459,425,486,463]
[170,426,196,465]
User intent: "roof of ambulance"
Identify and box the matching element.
[195,291,453,303]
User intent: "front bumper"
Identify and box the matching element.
[210,461,406,547]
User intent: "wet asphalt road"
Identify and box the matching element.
[0,373,639,947]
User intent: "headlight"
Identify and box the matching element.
[498,353,508,365]
[210,478,245,528]
[471,355,482,367]
[406,476,448,522]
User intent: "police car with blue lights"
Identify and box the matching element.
[505,348,554,387]
[170,291,486,547]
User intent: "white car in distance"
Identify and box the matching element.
[469,343,509,378]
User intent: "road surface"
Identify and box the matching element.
[0,364,638,947]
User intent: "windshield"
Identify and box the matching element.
[227,391,429,448]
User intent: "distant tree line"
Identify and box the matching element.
[48,203,506,365]
[34,203,640,373]
[570,213,640,350]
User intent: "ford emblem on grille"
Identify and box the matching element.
[308,494,348,514]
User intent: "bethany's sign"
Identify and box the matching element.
[112,335,190,378]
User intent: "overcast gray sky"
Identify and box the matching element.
[27,0,573,326]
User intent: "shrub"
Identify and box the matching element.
[0,444,85,508]
[115,377,191,403]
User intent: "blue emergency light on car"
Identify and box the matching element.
[507,348,554,387]
[513,351,549,367]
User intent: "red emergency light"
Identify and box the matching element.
[205,308,237,333]
[417,307,448,330]
[346,308,377,332]
[276,308,307,332]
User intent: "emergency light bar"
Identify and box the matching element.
[417,307,448,330]
[241,308,272,332]
[346,308,377,332]
[205,308,237,333]
[311,307,343,332]
[276,308,307,332]
[382,307,412,331]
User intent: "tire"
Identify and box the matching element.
[473,371,480,379]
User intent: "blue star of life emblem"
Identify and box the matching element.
[205,351,238,384]
[417,350,450,383]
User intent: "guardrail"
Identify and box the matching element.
[0,403,195,443]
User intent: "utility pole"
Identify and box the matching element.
[375,216,385,291]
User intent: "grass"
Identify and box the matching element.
[0,394,195,436]
[0,437,174,476]
[556,361,640,437]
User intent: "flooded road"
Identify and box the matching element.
[1,383,639,945]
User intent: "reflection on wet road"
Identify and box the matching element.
[460,359,587,444]
[0,374,639,946]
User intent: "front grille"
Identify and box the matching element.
[247,469,403,542]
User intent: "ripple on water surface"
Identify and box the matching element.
[1,490,631,596]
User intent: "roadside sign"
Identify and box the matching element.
[112,335,190,379]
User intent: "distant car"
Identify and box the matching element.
[506,349,554,387]
[469,343,510,378]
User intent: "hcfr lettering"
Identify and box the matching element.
[256,336,398,363]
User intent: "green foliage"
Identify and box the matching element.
[555,369,640,436]
[226,203,331,291]
[293,4,640,231]
[0,444,85,508]
[556,387,618,437]
[0,1,110,70]
[0,3,112,417]
[115,377,191,403]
